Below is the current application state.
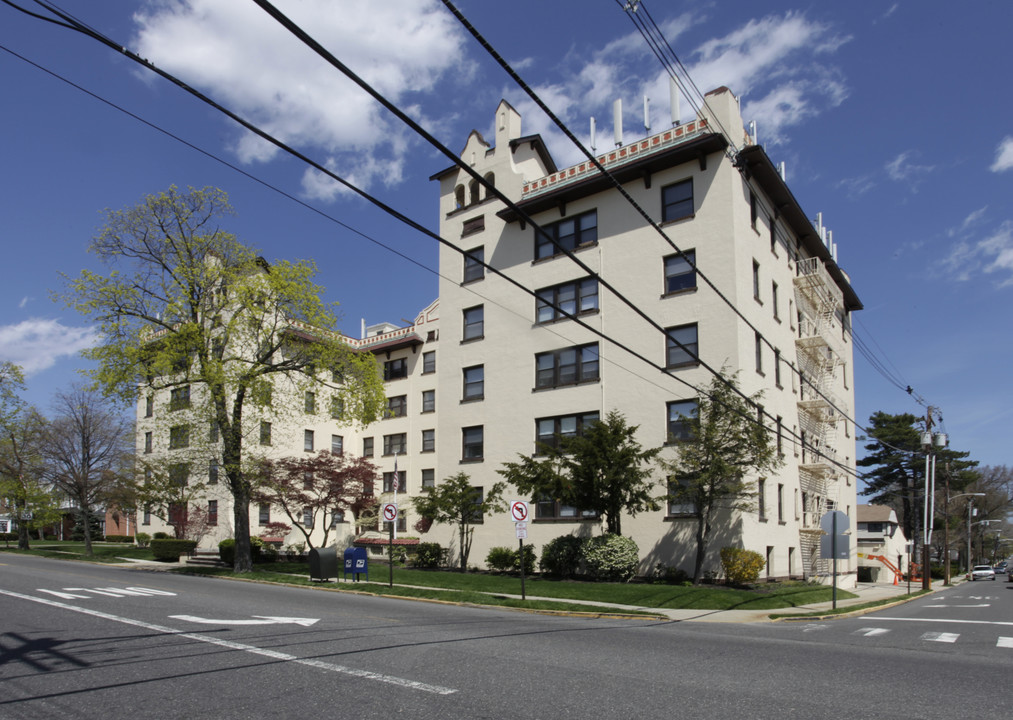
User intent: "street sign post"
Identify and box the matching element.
[820,510,850,609]
[510,503,530,600]
[382,503,398,588]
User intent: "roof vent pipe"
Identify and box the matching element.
[613,99,623,147]
[590,116,597,153]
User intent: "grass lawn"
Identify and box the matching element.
[2,543,857,612]
[0,541,155,563]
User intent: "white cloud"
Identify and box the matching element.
[0,319,98,375]
[990,136,1013,172]
[132,0,466,191]
[18,296,29,309]
[941,220,1013,287]
[885,151,934,188]
[948,206,987,237]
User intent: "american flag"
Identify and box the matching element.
[392,454,399,492]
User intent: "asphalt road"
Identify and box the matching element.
[1,555,1009,719]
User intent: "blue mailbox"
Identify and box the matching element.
[343,547,368,582]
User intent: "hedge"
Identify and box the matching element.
[150,539,197,562]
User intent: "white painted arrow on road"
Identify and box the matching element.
[169,615,319,627]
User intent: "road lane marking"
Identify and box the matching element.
[859,616,1013,627]
[920,632,959,643]
[854,628,891,637]
[170,615,319,627]
[998,637,1013,649]
[0,588,455,695]
[923,604,989,608]
[37,586,177,600]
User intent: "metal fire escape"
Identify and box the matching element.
[793,256,844,578]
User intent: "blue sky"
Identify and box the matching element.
[1,1,1010,472]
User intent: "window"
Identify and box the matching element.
[331,367,344,383]
[422,389,435,413]
[209,459,219,485]
[143,505,151,526]
[535,209,598,260]
[463,305,484,341]
[535,278,598,324]
[168,503,187,528]
[383,358,407,381]
[303,472,314,490]
[168,463,189,487]
[169,425,189,449]
[422,429,435,452]
[304,391,316,414]
[752,260,761,301]
[777,484,784,523]
[667,400,697,443]
[144,431,152,454]
[145,395,153,418]
[208,500,218,526]
[330,396,344,419]
[462,426,483,461]
[462,216,485,236]
[387,395,407,418]
[259,504,270,525]
[331,434,343,454]
[304,429,314,452]
[422,351,435,374]
[535,343,599,389]
[758,478,767,520]
[330,509,346,528]
[755,332,763,374]
[770,217,778,253]
[468,486,485,524]
[170,385,191,411]
[664,251,696,294]
[776,416,784,456]
[535,412,599,452]
[362,437,374,457]
[463,365,484,401]
[774,349,782,387]
[260,421,272,446]
[750,191,757,229]
[382,471,405,493]
[421,469,435,489]
[303,507,313,527]
[772,281,780,320]
[661,179,693,222]
[383,433,406,456]
[463,246,484,283]
[209,421,219,443]
[665,324,698,368]
[667,477,697,515]
[535,496,598,521]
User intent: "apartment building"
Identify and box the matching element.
[138,86,860,582]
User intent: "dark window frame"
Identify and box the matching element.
[535,411,600,452]
[665,323,699,368]
[535,209,598,261]
[663,250,697,295]
[661,178,693,223]
[463,245,485,283]
[463,365,484,401]
[463,305,484,341]
[666,399,698,443]
[462,425,483,461]
[535,343,599,389]
[535,277,598,325]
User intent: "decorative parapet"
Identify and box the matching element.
[520,118,711,200]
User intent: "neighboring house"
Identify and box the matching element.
[856,504,908,581]
[137,87,860,583]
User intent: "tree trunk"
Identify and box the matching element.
[16,496,30,550]
[692,510,711,585]
[81,503,94,556]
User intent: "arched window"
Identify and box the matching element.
[483,172,495,199]
[469,179,480,205]
[455,184,465,210]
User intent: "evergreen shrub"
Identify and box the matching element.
[539,535,584,578]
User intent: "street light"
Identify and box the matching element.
[943,492,984,585]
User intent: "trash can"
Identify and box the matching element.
[308,546,338,581]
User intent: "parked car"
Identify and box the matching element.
[971,565,996,581]
[1008,566,1013,583]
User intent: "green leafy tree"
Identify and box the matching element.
[60,186,385,571]
[254,450,378,550]
[413,472,506,572]
[658,374,780,584]
[858,412,977,546]
[0,406,63,549]
[498,410,660,536]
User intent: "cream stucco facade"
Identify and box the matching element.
[137,87,860,583]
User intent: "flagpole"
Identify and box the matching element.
[392,453,398,541]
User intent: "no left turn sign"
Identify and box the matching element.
[382,503,398,522]
[510,501,529,523]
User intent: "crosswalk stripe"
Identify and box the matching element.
[998,637,1013,649]
[921,632,959,643]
